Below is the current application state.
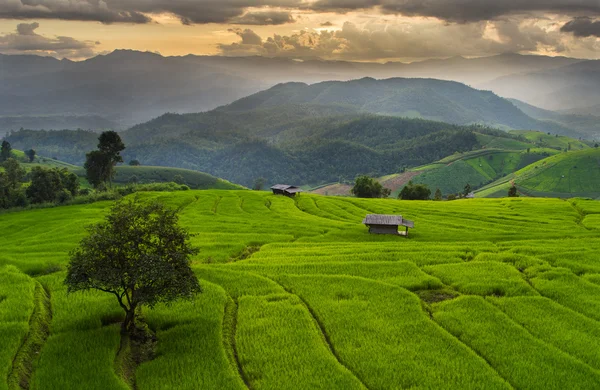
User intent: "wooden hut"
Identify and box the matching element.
[271,184,303,197]
[362,214,415,236]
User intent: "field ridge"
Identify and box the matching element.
[222,297,252,389]
[264,275,371,390]
[7,281,51,390]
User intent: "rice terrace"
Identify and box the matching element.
[2,189,600,389]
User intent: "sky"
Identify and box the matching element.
[0,1,599,62]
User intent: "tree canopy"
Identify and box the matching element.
[25,149,36,162]
[399,181,432,200]
[84,131,125,189]
[26,167,79,204]
[0,141,11,162]
[351,175,391,198]
[65,198,201,333]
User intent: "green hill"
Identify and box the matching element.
[509,130,590,151]
[78,165,244,190]
[313,131,574,197]
[7,116,520,187]
[2,191,600,388]
[3,149,242,191]
[477,148,600,198]
[222,78,569,132]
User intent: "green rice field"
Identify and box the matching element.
[2,190,600,388]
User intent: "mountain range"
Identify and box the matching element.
[9,76,597,187]
[0,50,593,134]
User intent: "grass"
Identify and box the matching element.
[509,130,590,151]
[136,280,246,390]
[0,266,36,390]
[423,261,538,297]
[478,148,600,198]
[491,296,600,371]
[77,165,244,191]
[236,293,365,389]
[0,190,600,388]
[277,275,510,389]
[433,296,600,389]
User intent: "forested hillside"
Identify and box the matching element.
[6,77,592,187]
[7,116,517,187]
[219,78,574,134]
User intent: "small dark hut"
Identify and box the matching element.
[362,214,415,236]
[271,184,303,197]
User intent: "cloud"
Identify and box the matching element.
[1,0,598,27]
[310,0,600,23]
[0,0,301,25]
[320,21,334,27]
[229,28,263,45]
[0,22,99,59]
[218,19,575,61]
[561,17,600,37]
[229,11,295,25]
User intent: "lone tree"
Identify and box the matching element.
[434,188,443,201]
[84,150,112,189]
[65,198,201,333]
[0,140,12,162]
[253,177,266,191]
[85,131,125,189]
[351,175,391,198]
[399,181,431,200]
[508,184,519,197]
[25,149,36,162]
[463,183,472,197]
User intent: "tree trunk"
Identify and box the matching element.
[122,308,135,334]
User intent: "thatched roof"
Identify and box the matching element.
[363,214,414,228]
[271,184,295,190]
[271,184,303,194]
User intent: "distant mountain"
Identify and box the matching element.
[5,76,593,186]
[484,60,600,111]
[0,51,266,129]
[560,105,600,117]
[219,78,575,135]
[0,115,118,136]
[0,51,585,130]
[508,99,600,140]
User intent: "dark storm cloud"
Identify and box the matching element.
[0,22,98,58]
[310,0,600,23]
[229,11,295,25]
[561,17,600,37]
[0,0,301,25]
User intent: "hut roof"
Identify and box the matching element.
[363,214,414,228]
[271,184,297,190]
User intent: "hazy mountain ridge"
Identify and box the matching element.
[218,78,583,136]
[0,50,587,133]
[485,59,600,111]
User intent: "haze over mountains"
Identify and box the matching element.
[485,60,600,112]
[8,76,597,188]
[0,50,595,134]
